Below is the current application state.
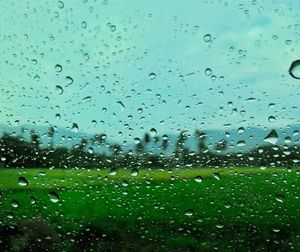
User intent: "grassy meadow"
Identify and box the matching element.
[1,167,300,251]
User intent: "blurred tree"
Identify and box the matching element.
[144,133,151,144]
[174,131,187,159]
[110,144,122,156]
[30,130,40,151]
[47,126,55,148]
[215,139,228,152]
[161,135,169,152]
[195,130,207,154]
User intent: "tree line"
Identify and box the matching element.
[0,128,299,169]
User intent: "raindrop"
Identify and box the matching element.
[131,168,139,177]
[275,194,285,203]
[272,228,281,233]
[269,103,276,108]
[88,147,94,154]
[65,76,73,86]
[264,129,278,145]
[285,40,292,45]
[237,140,246,147]
[224,202,231,208]
[71,123,79,133]
[284,136,291,144]
[57,1,64,9]
[55,85,64,95]
[134,138,141,144]
[148,73,157,80]
[55,64,62,72]
[49,191,59,203]
[81,21,87,29]
[268,116,276,122]
[205,68,212,76]
[184,209,194,216]
[213,173,220,180]
[289,60,300,79]
[109,168,117,176]
[92,120,97,126]
[162,135,169,141]
[150,128,157,137]
[101,134,107,141]
[117,101,125,111]
[109,25,116,32]
[30,196,36,204]
[18,177,28,187]
[55,113,61,120]
[82,96,92,102]
[11,200,19,208]
[194,176,203,183]
[203,34,212,42]
[238,127,244,134]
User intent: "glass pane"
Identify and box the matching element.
[1,0,300,251]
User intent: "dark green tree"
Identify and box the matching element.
[174,131,187,159]
[195,130,207,154]
[47,126,55,148]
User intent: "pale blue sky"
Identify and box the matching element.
[1,0,300,140]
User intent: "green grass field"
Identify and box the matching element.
[1,167,300,251]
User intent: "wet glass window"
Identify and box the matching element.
[1,0,300,251]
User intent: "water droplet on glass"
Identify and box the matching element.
[49,191,59,203]
[11,200,19,208]
[264,129,278,145]
[194,176,203,183]
[237,140,246,147]
[57,1,64,9]
[110,25,116,32]
[162,135,169,141]
[238,127,245,134]
[205,68,212,76]
[31,196,36,204]
[203,34,212,42]
[184,209,194,216]
[55,64,62,72]
[55,85,64,95]
[65,76,73,86]
[150,128,157,137]
[269,103,276,109]
[131,168,139,177]
[213,172,220,180]
[285,40,292,45]
[117,101,125,111]
[71,123,79,133]
[148,73,157,80]
[18,177,28,187]
[134,138,141,144]
[268,116,276,122]
[275,194,285,203]
[109,169,117,176]
[272,228,281,233]
[55,113,61,120]
[289,60,300,79]
[81,21,87,29]
[82,96,92,102]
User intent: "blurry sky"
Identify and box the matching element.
[1,0,300,140]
